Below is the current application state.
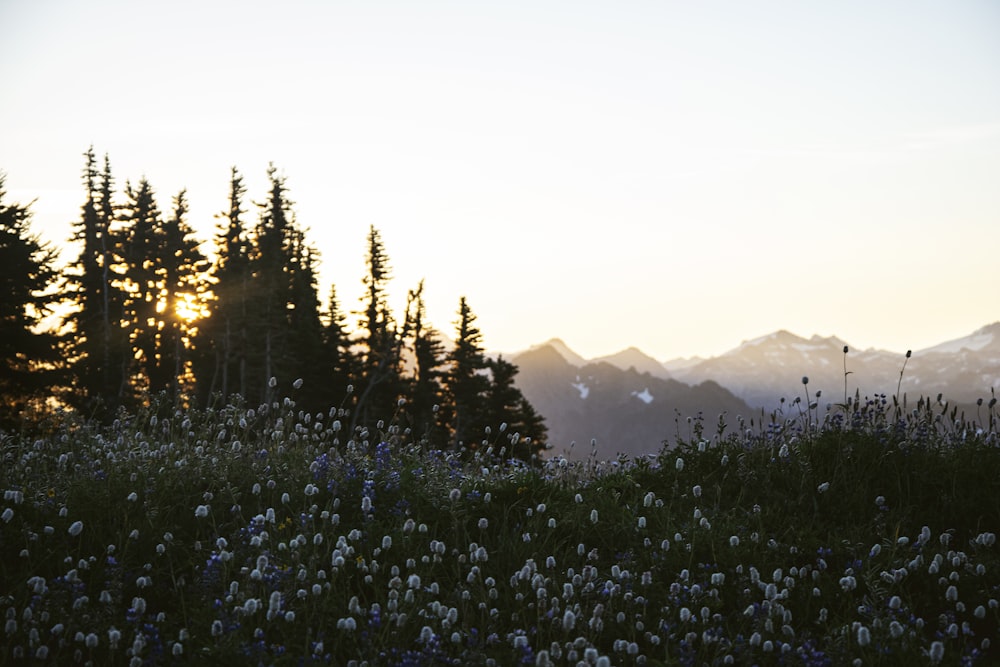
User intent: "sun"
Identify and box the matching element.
[175,293,207,323]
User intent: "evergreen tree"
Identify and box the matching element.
[444,296,489,450]
[321,285,358,411]
[353,226,404,429]
[196,167,253,403]
[483,355,548,461]
[285,226,327,411]
[156,189,208,403]
[64,149,127,418]
[249,164,295,399]
[116,178,166,403]
[241,165,326,404]
[404,280,446,442]
[0,175,64,429]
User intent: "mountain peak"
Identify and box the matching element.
[918,322,1000,355]
[594,347,671,379]
[526,338,587,368]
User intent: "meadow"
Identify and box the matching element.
[2,385,998,666]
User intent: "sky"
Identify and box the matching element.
[2,0,999,362]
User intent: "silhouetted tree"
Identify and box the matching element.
[155,189,208,402]
[0,175,64,429]
[320,285,359,411]
[404,280,446,442]
[444,296,489,449]
[285,225,327,411]
[64,148,127,418]
[353,226,405,429]
[483,355,547,461]
[195,167,253,403]
[116,177,172,404]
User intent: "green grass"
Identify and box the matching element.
[1,392,998,665]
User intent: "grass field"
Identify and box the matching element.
[2,389,998,665]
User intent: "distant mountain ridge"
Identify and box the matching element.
[512,343,753,461]
[513,323,1000,459]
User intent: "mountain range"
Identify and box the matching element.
[511,322,1000,460]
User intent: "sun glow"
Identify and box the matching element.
[176,293,208,323]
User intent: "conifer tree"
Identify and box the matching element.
[405,280,446,442]
[444,296,489,449]
[353,226,404,429]
[285,226,327,411]
[196,167,253,403]
[321,285,358,411]
[64,148,127,418]
[116,178,166,403]
[483,355,547,461]
[155,189,208,402]
[0,175,64,429]
[241,165,326,404]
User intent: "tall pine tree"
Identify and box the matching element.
[353,226,405,429]
[444,296,489,450]
[64,149,127,418]
[0,174,64,429]
[155,189,208,403]
[483,355,547,461]
[404,280,446,443]
[320,285,359,411]
[196,167,253,404]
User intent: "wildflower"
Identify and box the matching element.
[729,535,740,547]
[692,485,702,498]
[478,518,489,530]
[293,378,303,389]
[590,509,599,524]
[194,505,209,518]
[817,482,830,493]
[1,508,12,523]
[929,641,945,663]
[675,457,684,472]
[68,521,84,537]
[856,625,870,646]
[269,376,277,388]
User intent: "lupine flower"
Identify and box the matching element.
[68,521,84,536]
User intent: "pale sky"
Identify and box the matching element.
[2,0,999,361]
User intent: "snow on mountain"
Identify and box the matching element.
[570,378,590,399]
[631,388,654,404]
[513,322,1000,459]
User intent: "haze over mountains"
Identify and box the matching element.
[512,322,1000,460]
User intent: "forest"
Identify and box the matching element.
[0,148,546,460]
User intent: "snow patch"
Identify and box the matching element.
[570,382,590,399]
[631,388,654,404]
